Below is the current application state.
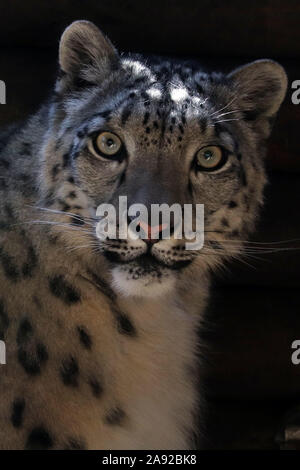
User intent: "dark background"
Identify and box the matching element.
[0,0,300,449]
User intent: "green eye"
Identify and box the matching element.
[195,145,225,171]
[93,131,123,157]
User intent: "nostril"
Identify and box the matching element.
[127,216,175,241]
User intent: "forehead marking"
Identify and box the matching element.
[121,102,134,126]
[170,87,189,102]
[143,112,150,126]
[146,88,162,99]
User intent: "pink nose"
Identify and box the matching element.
[138,221,168,243]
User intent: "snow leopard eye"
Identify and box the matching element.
[195,145,227,172]
[92,131,123,159]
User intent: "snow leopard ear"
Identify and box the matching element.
[57,20,118,93]
[228,60,287,128]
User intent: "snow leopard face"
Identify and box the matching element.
[41,21,287,297]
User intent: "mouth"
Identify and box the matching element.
[104,245,193,297]
[103,250,192,272]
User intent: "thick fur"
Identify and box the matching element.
[0,21,287,449]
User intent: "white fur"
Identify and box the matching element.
[111,266,176,298]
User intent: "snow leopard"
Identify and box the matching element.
[0,20,287,449]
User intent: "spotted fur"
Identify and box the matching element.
[0,21,287,449]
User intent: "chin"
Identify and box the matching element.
[111,263,177,298]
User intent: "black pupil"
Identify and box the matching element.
[106,138,114,147]
[204,150,213,160]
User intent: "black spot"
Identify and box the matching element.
[60,356,79,387]
[0,247,19,281]
[0,299,9,340]
[112,307,136,337]
[143,111,150,126]
[62,153,70,168]
[145,126,151,134]
[196,83,204,94]
[68,191,77,199]
[240,168,247,186]
[221,218,229,228]
[11,399,25,428]
[49,275,81,304]
[133,76,147,85]
[26,427,53,449]
[87,270,116,301]
[77,326,92,350]
[104,407,126,426]
[141,91,150,107]
[36,343,48,363]
[243,110,259,121]
[89,378,103,398]
[237,153,242,161]
[18,342,48,376]
[121,103,134,126]
[118,170,126,187]
[18,350,39,375]
[228,200,238,209]
[77,129,86,138]
[17,318,33,345]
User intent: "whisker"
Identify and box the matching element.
[26,220,94,234]
[213,109,242,119]
[27,205,98,224]
[209,95,238,117]
[66,243,102,253]
[209,118,240,126]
